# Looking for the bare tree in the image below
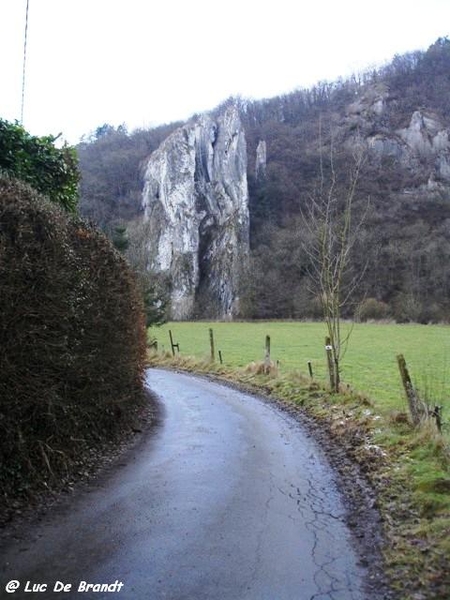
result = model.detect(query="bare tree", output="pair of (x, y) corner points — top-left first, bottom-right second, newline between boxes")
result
(303, 131), (366, 392)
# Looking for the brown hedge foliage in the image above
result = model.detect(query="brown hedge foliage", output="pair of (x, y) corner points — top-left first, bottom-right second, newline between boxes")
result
(0, 177), (147, 498)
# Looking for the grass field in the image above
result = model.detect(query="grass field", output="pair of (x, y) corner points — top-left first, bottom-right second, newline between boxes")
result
(152, 321), (450, 418)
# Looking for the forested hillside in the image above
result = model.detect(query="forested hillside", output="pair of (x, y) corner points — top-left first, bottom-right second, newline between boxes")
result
(77, 38), (450, 323)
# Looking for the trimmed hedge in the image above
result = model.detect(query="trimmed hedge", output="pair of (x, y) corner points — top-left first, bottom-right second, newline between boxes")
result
(0, 177), (147, 498)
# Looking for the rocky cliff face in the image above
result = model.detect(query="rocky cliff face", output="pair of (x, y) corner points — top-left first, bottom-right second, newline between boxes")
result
(141, 105), (249, 320)
(346, 84), (450, 188)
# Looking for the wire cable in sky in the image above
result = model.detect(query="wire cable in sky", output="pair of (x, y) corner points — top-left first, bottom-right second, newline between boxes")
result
(21, 0), (30, 124)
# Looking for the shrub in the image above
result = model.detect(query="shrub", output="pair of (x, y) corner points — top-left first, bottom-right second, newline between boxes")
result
(0, 119), (79, 212)
(0, 177), (146, 498)
(356, 297), (390, 321)
(391, 293), (422, 323)
(416, 302), (447, 324)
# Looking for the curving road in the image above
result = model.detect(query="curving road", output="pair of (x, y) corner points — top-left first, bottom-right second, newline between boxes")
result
(1, 369), (377, 599)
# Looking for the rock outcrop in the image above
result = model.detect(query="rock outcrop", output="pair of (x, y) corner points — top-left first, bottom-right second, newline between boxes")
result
(346, 86), (450, 186)
(255, 140), (267, 180)
(141, 104), (249, 320)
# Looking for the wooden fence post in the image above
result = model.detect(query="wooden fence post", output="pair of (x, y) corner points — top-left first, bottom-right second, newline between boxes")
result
(325, 337), (335, 391)
(397, 354), (423, 425)
(264, 335), (271, 372)
(308, 361), (314, 379)
(209, 328), (215, 362)
(169, 330), (179, 356)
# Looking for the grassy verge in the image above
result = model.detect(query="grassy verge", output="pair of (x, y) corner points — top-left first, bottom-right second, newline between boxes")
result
(147, 343), (450, 600)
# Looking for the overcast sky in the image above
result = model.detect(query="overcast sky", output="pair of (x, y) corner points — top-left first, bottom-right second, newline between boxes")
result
(1, 0), (449, 144)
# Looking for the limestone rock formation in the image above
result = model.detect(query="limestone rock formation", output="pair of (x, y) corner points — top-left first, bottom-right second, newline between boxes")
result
(347, 90), (450, 186)
(141, 105), (249, 320)
(255, 140), (267, 180)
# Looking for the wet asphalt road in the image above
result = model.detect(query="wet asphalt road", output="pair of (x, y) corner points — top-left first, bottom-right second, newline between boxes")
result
(1, 369), (370, 600)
